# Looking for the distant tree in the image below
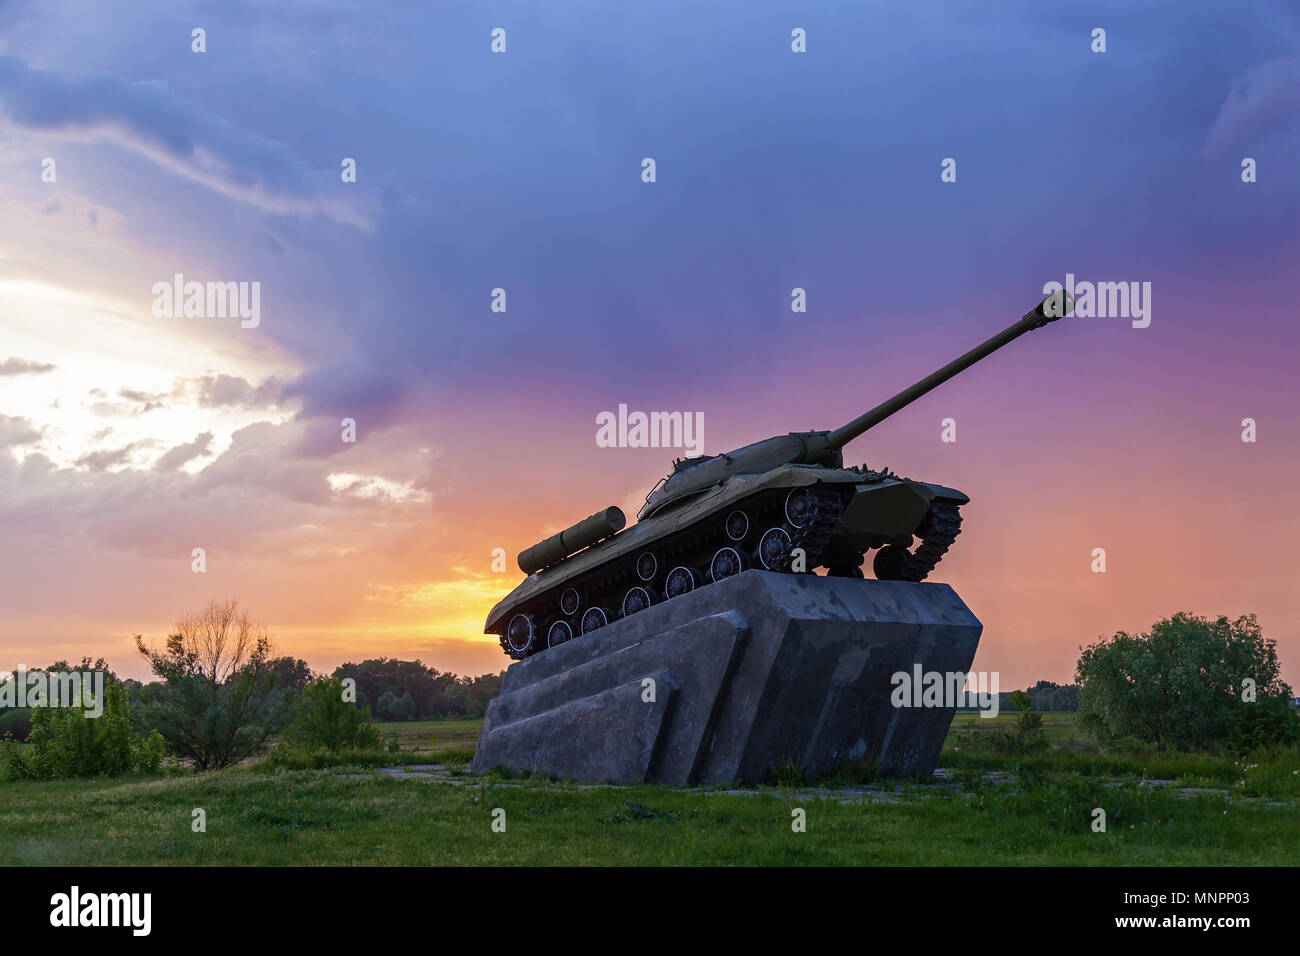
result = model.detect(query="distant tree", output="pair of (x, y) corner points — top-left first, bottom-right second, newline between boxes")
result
(332, 658), (461, 718)
(266, 656), (315, 691)
(1021, 680), (1080, 713)
(1076, 612), (1292, 751)
(284, 677), (380, 752)
(1052, 684), (1079, 712)
(376, 688), (416, 721)
(134, 599), (292, 770)
(376, 688), (399, 721)
(329, 660), (504, 718)
(460, 672), (505, 717)
(122, 678), (168, 706)
(42, 657), (120, 685)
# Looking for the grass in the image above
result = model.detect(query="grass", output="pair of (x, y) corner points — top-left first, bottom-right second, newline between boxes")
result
(950, 710), (1082, 742)
(373, 717), (482, 753)
(0, 714), (1295, 866)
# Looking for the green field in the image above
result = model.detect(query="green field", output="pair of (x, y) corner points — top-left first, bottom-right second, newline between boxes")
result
(950, 710), (1083, 741)
(2, 714), (1296, 866)
(375, 718), (482, 752)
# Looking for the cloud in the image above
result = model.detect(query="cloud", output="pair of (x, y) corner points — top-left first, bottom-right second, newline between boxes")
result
(173, 374), (284, 409)
(75, 441), (146, 472)
(327, 472), (431, 504)
(88, 388), (168, 416)
(154, 431), (214, 472)
(0, 54), (374, 228)
(0, 414), (41, 447)
(0, 414), (443, 564)
(0, 356), (55, 375)
(1203, 57), (1300, 157)
(111, 387), (168, 413)
(117, 387), (165, 404)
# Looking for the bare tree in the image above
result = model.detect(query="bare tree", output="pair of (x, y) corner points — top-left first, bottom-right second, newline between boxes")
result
(135, 599), (291, 770)
(167, 599), (269, 684)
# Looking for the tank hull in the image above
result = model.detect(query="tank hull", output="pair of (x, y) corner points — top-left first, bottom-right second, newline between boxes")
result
(485, 463), (968, 657)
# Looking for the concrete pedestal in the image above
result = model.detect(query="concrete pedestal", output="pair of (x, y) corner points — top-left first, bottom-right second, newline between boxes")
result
(471, 571), (982, 784)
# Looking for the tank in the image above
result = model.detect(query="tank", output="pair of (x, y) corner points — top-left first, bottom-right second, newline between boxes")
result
(487, 291), (1076, 658)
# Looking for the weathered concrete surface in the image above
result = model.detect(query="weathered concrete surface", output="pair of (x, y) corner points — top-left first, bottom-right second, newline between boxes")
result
(472, 571), (982, 784)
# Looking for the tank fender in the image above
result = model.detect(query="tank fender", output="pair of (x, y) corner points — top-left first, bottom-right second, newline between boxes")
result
(841, 481), (935, 539)
(914, 481), (970, 505)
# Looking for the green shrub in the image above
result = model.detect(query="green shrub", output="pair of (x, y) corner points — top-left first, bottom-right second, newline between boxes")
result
(7, 681), (163, 780)
(1227, 698), (1300, 756)
(767, 758), (805, 787)
(283, 677), (380, 753)
(1012, 690), (1042, 736)
(0, 708), (32, 742)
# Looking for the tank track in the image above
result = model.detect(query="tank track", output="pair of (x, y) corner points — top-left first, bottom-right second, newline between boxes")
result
(770, 485), (843, 573)
(496, 484), (848, 659)
(495, 489), (963, 658)
(896, 500), (962, 582)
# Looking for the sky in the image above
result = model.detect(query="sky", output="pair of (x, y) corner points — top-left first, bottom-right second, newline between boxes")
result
(0, 0), (1296, 687)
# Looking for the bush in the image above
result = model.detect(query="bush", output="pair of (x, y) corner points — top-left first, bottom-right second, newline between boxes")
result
(283, 678), (380, 753)
(134, 600), (293, 770)
(1076, 612), (1291, 751)
(1227, 698), (1300, 756)
(0, 708), (32, 742)
(7, 681), (164, 780)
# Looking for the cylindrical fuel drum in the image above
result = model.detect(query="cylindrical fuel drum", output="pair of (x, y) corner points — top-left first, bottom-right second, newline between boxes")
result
(517, 506), (626, 574)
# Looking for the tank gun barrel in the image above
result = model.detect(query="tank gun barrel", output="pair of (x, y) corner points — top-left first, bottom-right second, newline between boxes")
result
(825, 291), (1074, 451)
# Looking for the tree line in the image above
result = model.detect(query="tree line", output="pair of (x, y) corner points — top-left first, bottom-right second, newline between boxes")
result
(2, 599), (503, 777)
(956, 680), (1080, 713)
(2, 600), (1295, 779)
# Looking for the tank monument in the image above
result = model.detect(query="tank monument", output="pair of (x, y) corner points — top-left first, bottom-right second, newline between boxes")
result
(473, 291), (1077, 784)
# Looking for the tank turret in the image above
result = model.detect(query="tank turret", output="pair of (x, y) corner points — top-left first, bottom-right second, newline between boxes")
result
(639, 290), (1074, 519)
